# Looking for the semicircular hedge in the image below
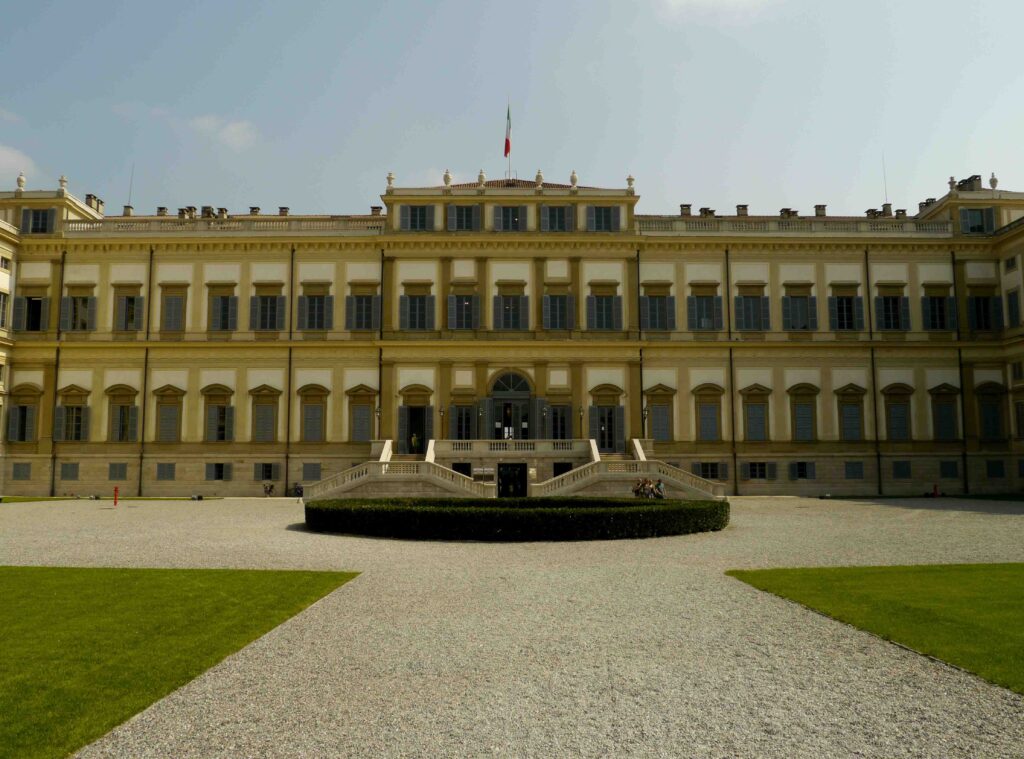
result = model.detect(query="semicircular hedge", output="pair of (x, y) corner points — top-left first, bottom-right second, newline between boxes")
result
(304, 497), (729, 542)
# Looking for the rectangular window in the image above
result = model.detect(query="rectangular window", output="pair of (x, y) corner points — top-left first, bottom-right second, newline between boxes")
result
(688, 294), (722, 331)
(255, 463), (279, 481)
(544, 294), (571, 330)
(301, 294), (332, 330)
(736, 295), (769, 331)
(156, 462), (176, 480)
(747, 462), (767, 480)
(839, 403), (862, 441)
(454, 206), (477, 231)
(109, 463), (128, 481)
(18, 296), (48, 332)
(544, 206), (568, 232)
(923, 296), (949, 330)
(960, 207), (994, 234)
(939, 460), (959, 479)
(162, 293), (186, 332)
(8, 404), (37, 442)
(1009, 291), (1021, 328)
(350, 295), (375, 330)
(454, 406), (474, 440)
(879, 296), (907, 330)
(60, 462), (79, 480)
(698, 462), (721, 480)
(302, 462), (322, 481)
(109, 404), (137, 442)
(210, 295), (236, 331)
(550, 405), (570, 440)
(451, 295), (477, 330)
(744, 403), (768, 441)
(1016, 401), (1024, 438)
(496, 295), (526, 330)
(892, 460), (911, 479)
(252, 404), (277, 442)
(0, 292), (8, 329)
(251, 295), (285, 331)
(206, 463), (232, 481)
(156, 404), (180, 442)
(115, 295), (143, 331)
(590, 295), (619, 330)
(589, 206), (618, 232)
(0, 256), (10, 270)
(206, 405), (234, 442)
(643, 296), (673, 331)
(1013, 363), (1023, 382)
(405, 295), (431, 330)
(933, 401), (958, 441)
(302, 403), (325, 442)
(887, 401), (910, 441)
(408, 205), (430, 231)
(497, 206), (525, 231)
(24, 209), (55, 234)
(1005, 256), (1018, 273)
(62, 296), (95, 331)
(783, 296), (815, 331)
(833, 296), (857, 331)
(979, 399), (1003, 440)
(59, 406), (87, 441)
(986, 460), (1005, 478)
(844, 461), (864, 480)
(12, 462), (31, 480)
(969, 296), (994, 331)
(697, 402), (719, 441)
(792, 401), (815, 441)
(790, 461), (815, 480)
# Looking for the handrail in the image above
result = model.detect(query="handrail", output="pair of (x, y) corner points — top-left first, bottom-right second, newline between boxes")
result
(425, 438), (436, 463)
(631, 438), (647, 461)
(588, 439), (601, 462)
(304, 457), (492, 499)
(531, 458), (726, 498)
(378, 439), (393, 463)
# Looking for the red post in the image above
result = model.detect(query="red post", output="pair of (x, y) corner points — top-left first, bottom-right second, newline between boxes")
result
(114, 486), (119, 507)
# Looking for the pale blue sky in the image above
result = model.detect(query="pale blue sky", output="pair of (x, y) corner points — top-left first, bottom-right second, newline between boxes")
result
(2, 0), (1022, 216)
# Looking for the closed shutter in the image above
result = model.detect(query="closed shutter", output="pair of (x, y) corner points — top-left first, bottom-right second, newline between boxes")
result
(157, 405), (178, 442)
(249, 297), (259, 330)
(396, 406), (409, 452)
(934, 402), (956, 440)
(399, 295), (410, 329)
(116, 296), (128, 331)
(665, 296), (677, 330)
(425, 206), (435, 231)
(900, 297), (910, 330)
(424, 405), (434, 442)
(447, 205), (456, 231)
(567, 295), (576, 329)
(59, 297), (72, 331)
(981, 401), (1002, 440)
(946, 297), (958, 330)
(854, 297), (865, 330)
(206, 405), (219, 441)
(614, 405), (625, 452)
(588, 406), (599, 441)
(493, 296), (502, 329)
(921, 297), (932, 330)
(400, 205), (410, 231)
(713, 296), (723, 329)
(840, 403), (861, 441)
(425, 295), (436, 329)
(446, 295), (456, 329)
(639, 296), (650, 330)
(566, 205), (575, 231)
(493, 206), (503, 232)
(127, 406), (139, 442)
(12, 296), (25, 331)
(53, 406), (66, 442)
(540, 205), (549, 232)
(351, 405), (371, 442)
(807, 297), (817, 330)
(699, 402), (718, 440)
(297, 296), (308, 330)
(745, 404), (767, 441)
(760, 296), (771, 330)
(586, 206), (596, 231)
(518, 206), (527, 231)
(80, 407), (90, 440)
(888, 402), (909, 440)
(542, 295), (551, 329)
(371, 295), (381, 330)
(611, 207), (621, 232)
(254, 404), (276, 442)
(793, 402), (814, 441)
(346, 296), (356, 330)
(828, 297), (838, 330)
(992, 297), (1004, 330)
(687, 296), (697, 330)
(324, 296), (335, 330)
(781, 296), (792, 330)
(86, 297), (97, 330)
(471, 204), (481, 231)
(164, 295), (183, 331)
(734, 296), (745, 330)
(7, 406), (20, 441)
(275, 296), (286, 330)
(650, 404), (670, 441)
(304, 404), (324, 443)
(470, 294), (480, 328)
(612, 296), (623, 330)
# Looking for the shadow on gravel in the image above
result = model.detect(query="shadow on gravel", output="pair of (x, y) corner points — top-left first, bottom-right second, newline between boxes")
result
(285, 522), (313, 532)
(835, 497), (1024, 516)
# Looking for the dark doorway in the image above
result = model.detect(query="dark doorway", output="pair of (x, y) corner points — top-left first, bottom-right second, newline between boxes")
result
(497, 463), (528, 497)
(597, 406), (616, 452)
(406, 406), (426, 454)
(496, 400), (529, 440)
(452, 462), (472, 478)
(553, 461), (573, 477)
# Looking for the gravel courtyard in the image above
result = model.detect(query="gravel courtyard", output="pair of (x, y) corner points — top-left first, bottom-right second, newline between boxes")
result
(2, 496), (1023, 758)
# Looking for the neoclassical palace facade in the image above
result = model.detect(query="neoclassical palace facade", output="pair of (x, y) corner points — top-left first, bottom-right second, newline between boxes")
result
(1, 169), (1023, 498)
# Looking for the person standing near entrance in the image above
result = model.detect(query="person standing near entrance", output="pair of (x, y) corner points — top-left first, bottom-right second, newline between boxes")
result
(410, 432), (419, 453)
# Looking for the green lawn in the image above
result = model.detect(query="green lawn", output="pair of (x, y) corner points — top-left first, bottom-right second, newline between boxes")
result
(0, 566), (357, 759)
(728, 563), (1024, 694)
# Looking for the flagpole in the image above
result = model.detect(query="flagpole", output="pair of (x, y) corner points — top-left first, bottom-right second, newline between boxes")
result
(506, 101), (511, 179)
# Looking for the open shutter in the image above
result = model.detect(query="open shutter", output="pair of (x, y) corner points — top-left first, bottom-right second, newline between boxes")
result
(781, 296), (792, 330)
(480, 398), (494, 439)
(518, 206), (528, 231)
(984, 207), (996, 233)
(275, 296), (286, 330)
(666, 296), (677, 330)
(946, 297), (957, 330)
(493, 206), (503, 232)
(992, 297), (1004, 330)
(540, 205), (549, 232)
(687, 297), (697, 330)
(566, 205), (576, 231)
(205, 463), (216, 481)
(789, 462), (798, 481)
(542, 295), (551, 329)
(766, 462), (778, 480)
(470, 295), (480, 329)
(493, 295), (502, 329)
(206, 406), (218, 441)
(959, 208), (970, 233)
(424, 405), (434, 442)
(734, 296), (745, 330)
(446, 205), (456, 231)
(399, 295), (410, 329)
(448, 405), (457, 439)
(425, 206), (435, 231)
(80, 407), (90, 440)
(20, 209), (31, 232)
(760, 296), (771, 330)
(297, 296), (308, 330)
(740, 462), (750, 480)
(519, 296), (529, 329)
(127, 406), (139, 442)
(900, 297), (910, 330)
(828, 297), (838, 330)
(116, 296), (128, 331)
(874, 297), (884, 330)
(614, 405), (625, 452)
(86, 297), (97, 331)
(611, 207), (621, 232)
(567, 295), (576, 329)
(371, 295), (381, 330)
(12, 297), (25, 331)
(612, 296), (623, 330)
(713, 296), (723, 329)
(249, 297), (259, 330)
(854, 297), (865, 330)
(639, 296), (650, 330)
(224, 406), (235, 441)
(59, 297), (72, 331)
(396, 406), (409, 452)
(806, 462), (815, 480)
(921, 297), (932, 330)
(345, 296), (356, 330)
(720, 462), (728, 480)
(400, 205), (410, 231)
(588, 406), (599, 441)
(46, 208), (57, 233)
(586, 206), (596, 231)
(424, 295), (436, 329)
(53, 407), (66, 442)
(7, 406), (20, 441)
(692, 462), (702, 476)
(471, 204), (481, 231)
(807, 297), (817, 330)
(446, 295), (456, 329)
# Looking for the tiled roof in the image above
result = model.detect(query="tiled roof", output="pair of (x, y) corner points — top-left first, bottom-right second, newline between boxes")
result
(417, 179), (599, 190)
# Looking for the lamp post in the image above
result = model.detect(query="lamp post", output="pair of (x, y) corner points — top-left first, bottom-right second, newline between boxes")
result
(578, 405), (585, 438)
(642, 406), (649, 439)
(375, 406), (381, 440)
(438, 407), (445, 440)
(478, 405), (484, 439)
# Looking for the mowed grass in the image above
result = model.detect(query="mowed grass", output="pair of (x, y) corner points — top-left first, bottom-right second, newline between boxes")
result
(0, 566), (357, 759)
(727, 563), (1024, 694)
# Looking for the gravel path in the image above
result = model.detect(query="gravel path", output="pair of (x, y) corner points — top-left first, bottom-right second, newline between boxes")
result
(2, 496), (1023, 758)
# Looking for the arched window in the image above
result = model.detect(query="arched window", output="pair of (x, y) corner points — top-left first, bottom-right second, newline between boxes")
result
(492, 372), (531, 395)
(692, 383), (724, 442)
(787, 384), (819, 442)
(739, 384), (771, 442)
(835, 384), (866, 441)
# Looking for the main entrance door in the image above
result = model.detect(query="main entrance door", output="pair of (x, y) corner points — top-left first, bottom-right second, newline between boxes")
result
(406, 406), (426, 454)
(497, 463), (528, 497)
(491, 372), (532, 440)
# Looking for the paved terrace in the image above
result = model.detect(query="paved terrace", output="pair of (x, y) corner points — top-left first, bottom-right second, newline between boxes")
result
(2, 496), (1022, 758)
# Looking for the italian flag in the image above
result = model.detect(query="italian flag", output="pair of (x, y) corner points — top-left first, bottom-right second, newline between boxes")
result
(504, 106), (511, 158)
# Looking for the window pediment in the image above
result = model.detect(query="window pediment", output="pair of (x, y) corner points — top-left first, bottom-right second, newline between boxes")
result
(928, 383), (960, 396)
(881, 383), (914, 396)
(975, 381), (1007, 395)
(104, 384), (139, 397)
(834, 383), (866, 397)
(297, 383), (330, 398)
(345, 384), (378, 399)
(153, 384), (186, 398)
(248, 384), (282, 398)
(787, 383), (820, 396)
(691, 383), (724, 396)
(739, 383), (772, 397)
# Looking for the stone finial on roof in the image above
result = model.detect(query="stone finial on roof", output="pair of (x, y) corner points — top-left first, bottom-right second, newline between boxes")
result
(990, 172), (999, 189)
(16, 172), (25, 190)
(948, 176), (956, 191)
(443, 168), (452, 187)
(477, 169), (486, 187)
(386, 172), (394, 189)
(626, 174), (634, 190)
(535, 169), (543, 189)
(59, 175), (68, 190)
(570, 169), (578, 188)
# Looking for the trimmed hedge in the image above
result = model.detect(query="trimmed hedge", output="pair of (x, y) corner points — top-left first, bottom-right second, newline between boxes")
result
(304, 497), (729, 541)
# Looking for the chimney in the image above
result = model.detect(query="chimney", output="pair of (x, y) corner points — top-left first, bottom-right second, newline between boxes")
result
(278, 206), (289, 216)
(122, 205), (133, 217)
(895, 209), (907, 219)
(815, 204), (827, 217)
(736, 204), (748, 217)
(85, 193), (96, 209)
(926, 197), (936, 205)
(201, 205), (215, 218)
(680, 204), (691, 217)
(780, 208), (791, 217)
(186, 206), (197, 219)
(178, 208), (187, 219)
(699, 207), (715, 217)
(249, 206), (260, 215)
(370, 205), (382, 216)
(881, 203), (893, 217)
(157, 206), (168, 216)
(218, 207), (228, 219)
(96, 198), (104, 214)
(865, 208), (878, 218)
